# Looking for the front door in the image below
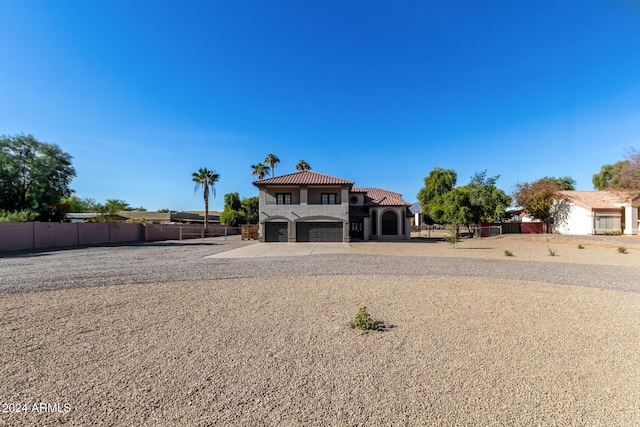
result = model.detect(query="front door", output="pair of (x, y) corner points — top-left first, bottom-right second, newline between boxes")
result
(350, 219), (364, 239)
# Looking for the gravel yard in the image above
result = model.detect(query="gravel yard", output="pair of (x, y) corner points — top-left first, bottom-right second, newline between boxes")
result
(1, 235), (639, 425)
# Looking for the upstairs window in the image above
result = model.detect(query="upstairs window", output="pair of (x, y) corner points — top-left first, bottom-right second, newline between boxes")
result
(276, 193), (292, 205)
(321, 193), (337, 204)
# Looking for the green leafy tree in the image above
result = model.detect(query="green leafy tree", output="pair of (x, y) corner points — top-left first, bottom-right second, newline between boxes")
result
(295, 159), (311, 171)
(157, 208), (171, 213)
(592, 149), (640, 190)
(416, 167), (457, 224)
(59, 195), (89, 212)
(0, 209), (38, 222)
(251, 163), (271, 180)
(433, 187), (473, 248)
(0, 134), (76, 221)
(592, 161), (629, 190)
(514, 176), (573, 233)
(264, 153), (280, 177)
(220, 192), (246, 226)
(540, 176), (576, 191)
(104, 199), (131, 212)
(432, 186), (473, 226)
(223, 192), (242, 211)
(220, 209), (247, 227)
(241, 196), (259, 224)
(466, 170), (512, 235)
(192, 168), (220, 229)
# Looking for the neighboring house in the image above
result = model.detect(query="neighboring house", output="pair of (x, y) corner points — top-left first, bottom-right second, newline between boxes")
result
(554, 190), (640, 235)
(116, 211), (172, 224)
(253, 170), (411, 242)
(65, 213), (101, 223)
(409, 202), (422, 226)
(64, 211), (222, 225)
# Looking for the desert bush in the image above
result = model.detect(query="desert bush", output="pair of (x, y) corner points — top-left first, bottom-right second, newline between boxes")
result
(504, 250), (514, 257)
(547, 246), (556, 256)
(444, 223), (462, 248)
(354, 307), (378, 331)
(617, 246), (628, 254)
(577, 244), (585, 249)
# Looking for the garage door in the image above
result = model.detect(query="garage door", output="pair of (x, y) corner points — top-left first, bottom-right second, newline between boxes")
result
(296, 222), (343, 242)
(265, 222), (288, 242)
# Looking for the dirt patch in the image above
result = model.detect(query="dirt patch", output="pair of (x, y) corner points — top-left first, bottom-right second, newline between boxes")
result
(1, 276), (639, 426)
(353, 234), (640, 267)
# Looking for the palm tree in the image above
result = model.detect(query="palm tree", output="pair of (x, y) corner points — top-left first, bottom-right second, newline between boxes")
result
(264, 153), (280, 177)
(192, 167), (219, 229)
(251, 163), (271, 180)
(295, 159), (311, 171)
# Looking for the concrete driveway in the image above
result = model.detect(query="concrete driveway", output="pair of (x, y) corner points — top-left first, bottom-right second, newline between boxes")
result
(206, 242), (351, 258)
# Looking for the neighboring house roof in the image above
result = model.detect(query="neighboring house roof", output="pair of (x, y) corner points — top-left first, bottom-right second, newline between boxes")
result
(65, 213), (101, 220)
(408, 202), (422, 215)
(117, 211), (171, 221)
(172, 211), (221, 223)
(359, 188), (411, 207)
(253, 170), (355, 186)
(558, 191), (635, 211)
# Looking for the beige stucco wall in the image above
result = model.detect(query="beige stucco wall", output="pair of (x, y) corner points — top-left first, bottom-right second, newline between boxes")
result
(258, 185), (351, 242)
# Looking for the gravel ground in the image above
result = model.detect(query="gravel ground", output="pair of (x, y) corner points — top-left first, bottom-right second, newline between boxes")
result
(1, 235), (639, 293)
(1, 235), (639, 426)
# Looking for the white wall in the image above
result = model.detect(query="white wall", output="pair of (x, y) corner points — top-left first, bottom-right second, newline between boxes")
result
(554, 203), (593, 235)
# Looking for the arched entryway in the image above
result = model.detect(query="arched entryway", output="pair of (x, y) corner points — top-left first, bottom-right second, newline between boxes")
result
(382, 211), (398, 235)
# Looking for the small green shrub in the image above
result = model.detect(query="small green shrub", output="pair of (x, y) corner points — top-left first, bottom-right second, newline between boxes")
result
(0, 209), (38, 222)
(577, 244), (585, 249)
(617, 246), (628, 254)
(547, 246), (556, 256)
(603, 231), (622, 236)
(444, 224), (462, 248)
(354, 306), (378, 331)
(504, 250), (514, 257)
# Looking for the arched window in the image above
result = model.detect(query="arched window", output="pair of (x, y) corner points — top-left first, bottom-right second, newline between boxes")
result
(371, 210), (377, 235)
(382, 211), (398, 235)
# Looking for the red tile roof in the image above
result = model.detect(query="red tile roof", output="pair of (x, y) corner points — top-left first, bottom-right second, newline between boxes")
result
(359, 188), (411, 207)
(253, 170), (354, 186)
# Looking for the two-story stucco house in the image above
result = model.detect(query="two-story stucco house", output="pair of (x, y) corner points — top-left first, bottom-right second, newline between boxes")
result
(253, 170), (411, 242)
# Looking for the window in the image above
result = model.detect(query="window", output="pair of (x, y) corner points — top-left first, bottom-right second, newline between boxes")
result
(596, 215), (621, 231)
(276, 193), (292, 205)
(321, 193), (337, 204)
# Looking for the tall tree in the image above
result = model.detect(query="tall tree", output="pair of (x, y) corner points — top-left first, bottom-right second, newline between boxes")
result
(192, 168), (219, 229)
(0, 134), (76, 221)
(592, 149), (640, 191)
(295, 159), (311, 171)
(592, 161), (629, 190)
(466, 170), (512, 235)
(264, 153), (280, 177)
(241, 196), (259, 224)
(220, 192), (246, 226)
(59, 195), (91, 213)
(251, 163), (271, 180)
(620, 148), (640, 190)
(514, 176), (573, 233)
(416, 167), (457, 224)
(429, 186), (473, 226)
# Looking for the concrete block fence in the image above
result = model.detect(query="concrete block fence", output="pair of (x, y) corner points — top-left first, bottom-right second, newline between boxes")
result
(0, 222), (244, 252)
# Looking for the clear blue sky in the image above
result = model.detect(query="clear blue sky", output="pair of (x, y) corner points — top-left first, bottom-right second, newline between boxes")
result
(2, 1), (640, 212)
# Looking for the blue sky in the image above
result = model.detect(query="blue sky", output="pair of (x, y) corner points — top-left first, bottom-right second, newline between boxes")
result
(2, 1), (640, 212)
